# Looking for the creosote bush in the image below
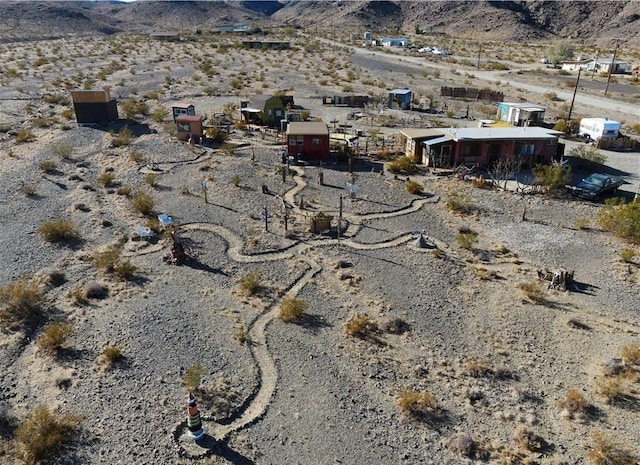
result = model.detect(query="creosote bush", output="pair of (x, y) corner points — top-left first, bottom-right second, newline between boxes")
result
(37, 219), (79, 243)
(15, 406), (81, 464)
(50, 141), (73, 159)
(38, 160), (57, 174)
(0, 278), (46, 330)
(131, 190), (155, 216)
(588, 431), (637, 465)
(144, 172), (159, 188)
(96, 171), (116, 187)
(598, 199), (640, 244)
(621, 342), (640, 366)
(387, 156), (417, 174)
(278, 297), (307, 323)
(445, 189), (474, 214)
(532, 163), (571, 194)
(100, 345), (124, 368)
(456, 229), (478, 250)
(183, 364), (204, 391)
(110, 126), (134, 147)
(396, 390), (439, 419)
(569, 145), (607, 165)
(239, 272), (262, 296)
(15, 128), (35, 144)
(557, 388), (589, 419)
(344, 313), (377, 338)
(518, 280), (546, 303)
(405, 179), (424, 195)
(36, 323), (73, 354)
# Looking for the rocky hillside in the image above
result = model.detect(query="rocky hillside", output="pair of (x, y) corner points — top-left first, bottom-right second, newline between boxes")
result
(0, 0), (638, 43)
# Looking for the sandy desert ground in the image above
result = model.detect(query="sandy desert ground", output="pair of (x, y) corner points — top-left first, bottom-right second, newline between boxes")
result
(1, 31), (640, 465)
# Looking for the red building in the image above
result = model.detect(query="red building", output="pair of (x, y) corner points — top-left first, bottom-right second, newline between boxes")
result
(287, 122), (330, 162)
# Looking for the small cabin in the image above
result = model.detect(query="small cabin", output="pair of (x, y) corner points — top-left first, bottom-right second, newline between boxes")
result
(388, 88), (412, 110)
(176, 115), (203, 142)
(70, 89), (118, 125)
(172, 103), (195, 122)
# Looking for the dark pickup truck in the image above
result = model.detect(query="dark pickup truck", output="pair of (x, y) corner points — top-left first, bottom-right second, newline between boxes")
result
(569, 173), (624, 200)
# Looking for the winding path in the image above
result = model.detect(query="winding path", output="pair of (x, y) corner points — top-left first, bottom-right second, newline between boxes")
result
(153, 157), (447, 454)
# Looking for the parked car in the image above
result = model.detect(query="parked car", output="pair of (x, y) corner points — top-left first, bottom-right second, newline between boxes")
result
(570, 173), (624, 200)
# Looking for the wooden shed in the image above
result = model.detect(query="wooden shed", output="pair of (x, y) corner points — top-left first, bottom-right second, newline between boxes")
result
(176, 115), (203, 142)
(70, 89), (118, 125)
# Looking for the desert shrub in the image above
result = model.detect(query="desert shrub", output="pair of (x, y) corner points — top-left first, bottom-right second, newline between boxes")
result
(445, 189), (474, 214)
(518, 280), (546, 303)
(446, 432), (475, 458)
(60, 108), (75, 120)
(15, 128), (35, 144)
(278, 297), (307, 323)
(464, 357), (491, 377)
(553, 119), (568, 133)
(456, 229), (478, 250)
(47, 270), (66, 287)
(532, 163), (571, 194)
(129, 151), (144, 163)
(557, 388), (589, 419)
(344, 313), (377, 338)
(50, 141), (73, 159)
(38, 160), (57, 174)
(116, 186), (132, 196)
(588, 431), (637, 465)
(110, 126), (133, 147)
(387, 156), (417, 174)
(233, 325), (248, 344)
(36, 322), (73, 354)
(396, 390), (439, 418)
(120, 99), (149, 119)
(231, 174), (241, 187)
(621, 342), (640, 366)
(151, 107), (169, 123)
(514, 425), (547, 452)
(70, 288), (88, 306)
(19, 183), (38, 197)
(405, 180), (424, 195)
(619, 248), (636, 263)
(84, 282), (108, 300)
(596, 376), (625, 403)
(569, 145), (607, 165)
(96, 171), (115, 187)
(100, 345), (123, 368)
(598, 200), (640, 243)
(113, 260), (137, 281)
(183, 364), (204, 391)
(15, 406), (81, 464)
(131, 190), (155, 216)
(239, 272), (262, 296)
(37, 219), (79, 243)
(574, 217), (591, 230)
(0, 278), (46, 330)
(93, 245), (122, 272)
(144, 173), (159, 188)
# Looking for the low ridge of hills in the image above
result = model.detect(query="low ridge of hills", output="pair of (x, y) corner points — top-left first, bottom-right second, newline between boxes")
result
(0, 1), (638, 44)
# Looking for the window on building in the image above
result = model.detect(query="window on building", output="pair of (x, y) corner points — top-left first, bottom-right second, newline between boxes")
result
(289, 135), (303, 146)
(177, 123), (191, 132)
(515, 142), (535, 156)
(312, 137), (320, 145)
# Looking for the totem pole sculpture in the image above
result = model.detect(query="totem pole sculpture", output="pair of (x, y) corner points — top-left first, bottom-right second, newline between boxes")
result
(186, 392), (205, 440)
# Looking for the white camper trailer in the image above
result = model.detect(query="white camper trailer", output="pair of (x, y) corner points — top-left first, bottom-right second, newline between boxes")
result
(579, 118), (620, 142)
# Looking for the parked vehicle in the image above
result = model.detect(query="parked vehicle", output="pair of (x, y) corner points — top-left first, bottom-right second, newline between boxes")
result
(570, 173), (623, 200)
(578, 117), (621, 142)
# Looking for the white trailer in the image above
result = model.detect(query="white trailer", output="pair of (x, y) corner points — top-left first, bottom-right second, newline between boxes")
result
(579, 117), (620, 142)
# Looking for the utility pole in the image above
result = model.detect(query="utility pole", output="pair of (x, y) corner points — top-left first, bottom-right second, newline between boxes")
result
(591, 49), (599, 80)
(567, 67), (582, 127)
(338, 195), (343, 243)
(604, 39), (620, 96)
(476, 42), (482, 69)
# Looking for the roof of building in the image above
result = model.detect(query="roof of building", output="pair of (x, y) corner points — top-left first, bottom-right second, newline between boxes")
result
(389, 88), (412, 95)
(288, 122), (329, 135)
(399, 128), (443, 139)
(172, 102), (194, 109)
(590, 57), (628, 65)
(248, 95), (281, 109)
(500, 102), (546, 111)
(176, 115), (203, 123)
(422, 127), (562, 143)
